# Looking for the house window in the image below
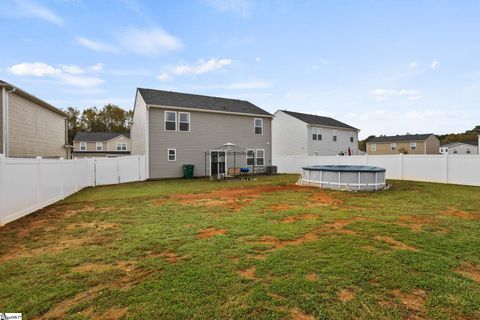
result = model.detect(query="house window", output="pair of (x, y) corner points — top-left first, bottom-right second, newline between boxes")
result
(168, 148), (176, 161)
(179, 112), (190, 132)
(350, 136), (354, 143)
(254, 118), (263, 135)
(314, 151), (319, 156)
(80, 142), (86, 151)
(246, 149), (255, 165)
(411, 142), (417, 151)
(96, 142), (103, 151)
(453, 149), (457, 154)
(165, 111), (177, 131)
(371, 144), (376, 152)
(116, 142), (127, 151)
(333, 130), (337, 142)
(312, 128), (322, 141)
(391, 143), (396, 151)
(256, 149), (265, 165)
(466, 148), (471, 154)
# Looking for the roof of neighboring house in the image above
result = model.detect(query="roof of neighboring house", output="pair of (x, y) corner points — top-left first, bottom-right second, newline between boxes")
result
(0, 80), (66, 117)
(280, 110), (359, 131)
(368, 133), (435, 143)
(73, 132), (130, 142)
(441, 141), (478, 148)
(137, 88), (272, 116)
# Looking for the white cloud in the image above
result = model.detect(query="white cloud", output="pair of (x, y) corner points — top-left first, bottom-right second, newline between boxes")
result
(370, 88), (422, 102)
(158, 72), (172, 82)
(75, 36), (119, 53)
(117, 27), (182, 56)
(11, 0), (64, 25)
(174, 58), (232, 75)
(8, 62), (104, 88)
(255, 57), (261, 62)
(8, 62), (61, 77)
(409, 62), (418, 68)
(430, 60), (439, 69)
(87, 63), (105, 72)
(203, 0), (251, 16)
(312, 65), (319, 70)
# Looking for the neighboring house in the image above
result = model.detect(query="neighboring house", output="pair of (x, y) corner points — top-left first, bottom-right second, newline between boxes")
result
(0, 80), (69, 158)
(131, 88), (272, 179)
(72, 132), (131, 158)
(439, 142), (478, 155)
(366, 134), (440, 155)
(272, 110), (359, 157)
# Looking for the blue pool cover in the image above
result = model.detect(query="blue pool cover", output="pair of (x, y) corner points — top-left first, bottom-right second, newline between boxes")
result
(302, 165), (386, 173)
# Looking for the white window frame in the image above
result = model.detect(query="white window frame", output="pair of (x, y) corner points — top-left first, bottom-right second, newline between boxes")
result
(466, 148), (471, 154)
(116, 142), (127, 151)
(168, 148), (176, 161)
(350, 134), (354, 143)
(371, 144), (376, 152)
(332, 130), (337, 142)
(165, 111), (177, 131)
(178, 112), (191, 132)
(391, 143), (397, 151)
(410, 142), (417, 151)
(96, 142), (103, 151)
(246, 149), (255, 166)
(79, 142), (86, 151)
(254, 118), (263, 135)
(256, 149), (265, 166)
(312, 127), (322, 141)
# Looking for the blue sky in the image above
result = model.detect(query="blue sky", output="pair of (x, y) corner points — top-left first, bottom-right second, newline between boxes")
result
(1, 0), (480, 138)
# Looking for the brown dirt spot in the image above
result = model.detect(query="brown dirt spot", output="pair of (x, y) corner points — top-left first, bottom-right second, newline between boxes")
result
(279, 213), (318, 223)
(269, 203), (292, 211)
(392, 288), (427, 312)
(290, 308), (315, 320)
(305, 273), (317, 282)
(159, 251), (181, 263)
(197, 228), (227, 239)
(374, 236), (417, 251)
(443, 208), (479, 220)
(318, 217), (367, 236)
(397, 215), (449, 232)
(245, 231), (318, 252)
(238, 266), (256, 279)
(338, 288), (355, 302)
(66, 220), (120, 231)
(72, 263), (113, 273)
(310, 191), (343, 207)
(456, 261), (480, 282)
(101, 307), (128, 320)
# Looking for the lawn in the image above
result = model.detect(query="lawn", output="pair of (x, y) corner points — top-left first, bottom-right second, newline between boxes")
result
(1, 175), (480, 320)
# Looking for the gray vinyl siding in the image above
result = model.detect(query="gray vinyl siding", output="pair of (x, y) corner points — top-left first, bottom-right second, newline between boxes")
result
(148, 107), (272, 179)
(306, 126), (359, 156)
(131, 93), (147, 156)
(8, 92), (66, 158)
(0, 89), (3, 154)
(272, 110), (307, 157)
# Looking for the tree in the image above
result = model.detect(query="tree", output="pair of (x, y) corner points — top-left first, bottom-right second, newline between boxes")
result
(358, 135), (375, 152)
(64, 106), (83, 144)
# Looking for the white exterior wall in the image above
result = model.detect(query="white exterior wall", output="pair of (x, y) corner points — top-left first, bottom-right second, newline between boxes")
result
(272, 110), (307, 156)
(306, 126), (358, 156)
(440, 143), (478, 155)
(131, 92), (148, 156)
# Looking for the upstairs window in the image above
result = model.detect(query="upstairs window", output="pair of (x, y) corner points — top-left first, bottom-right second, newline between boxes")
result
(179, 112), (190, 132)
(312, 128), (322, 141)
(333, 135), (337, 142)
(246, 149), (255, 165)
(333, 130), (337, 142)
(165, 111), (177, 131)
(350, 136), (354, 143)
(453, 149), (458, 154)
(80, 142), (86, 151)
(168, 148), (176, 161)
(256, 149), (265, 165)
(371, 144), (376, 152)
(411, 142), (417, 151)
(466, 148), (471, 154)
(391, 143), (397, 151)
(254, 118), (263, 135)
(116, 142), (127, 151)
(96, 142), (103, 151)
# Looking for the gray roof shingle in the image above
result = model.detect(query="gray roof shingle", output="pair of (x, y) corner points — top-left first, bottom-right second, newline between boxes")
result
(138, 88), (272, 116)
(282, 110), (358, 130)
(73, 132), (130, 142)
(369, 134), (434, 143)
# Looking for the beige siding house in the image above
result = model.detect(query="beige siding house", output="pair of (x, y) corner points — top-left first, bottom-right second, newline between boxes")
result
(131, 88), (272, 179)
(73, 132), (131, 158)
(366, 134), (440, 155)
(0, 80), (68, 158)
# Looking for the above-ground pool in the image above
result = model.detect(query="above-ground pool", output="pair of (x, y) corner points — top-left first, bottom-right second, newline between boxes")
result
(298, 165), (387, 191)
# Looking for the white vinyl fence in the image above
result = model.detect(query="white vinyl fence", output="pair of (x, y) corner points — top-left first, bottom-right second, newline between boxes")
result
(0, 155), (146, 225)
(274, 154), (480, 187)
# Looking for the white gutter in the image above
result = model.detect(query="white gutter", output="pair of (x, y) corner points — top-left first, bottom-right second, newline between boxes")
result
(2, 87), (16, 157)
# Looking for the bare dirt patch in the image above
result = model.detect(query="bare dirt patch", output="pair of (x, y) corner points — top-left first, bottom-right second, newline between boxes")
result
(392, 288), (427, 312)
(66, 220), (120, 231)
(455, 261), (480, 282)
(290, 308), (315, 320)
(443, 208), (479, 220)
(158, 251), (182, 263)
(338, 288), (356, 302)
(279, 213), (318, 224)
(238, 266), (256, 279)
(310, 191), (343, 207)
(101, 307), (128, 320)
(197, 228), (227, 239)
(374, 236), (417, 251)
(305, 273), (317, 282)
(397, 215), (449, 233)
(72, 263), (113, 273)
(269, 203), (292, 211)
(245, 231), (318, 252)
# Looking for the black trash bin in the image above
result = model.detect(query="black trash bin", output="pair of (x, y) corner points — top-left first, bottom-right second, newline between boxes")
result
(183, 164), (195, 179)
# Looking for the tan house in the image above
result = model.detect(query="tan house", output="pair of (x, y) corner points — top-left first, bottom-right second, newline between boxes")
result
(0, 80), (69, 158)
(366, 134), (440, 155)
(73, 132), (131, 158)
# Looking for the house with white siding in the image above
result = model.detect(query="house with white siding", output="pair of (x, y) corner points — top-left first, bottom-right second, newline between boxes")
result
(272, 110), (359, 157)
(439, 141), (478, 155)
(0, 80), (68, 158)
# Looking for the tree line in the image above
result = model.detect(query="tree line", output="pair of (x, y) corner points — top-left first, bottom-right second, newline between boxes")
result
(63, 105), (133, 144)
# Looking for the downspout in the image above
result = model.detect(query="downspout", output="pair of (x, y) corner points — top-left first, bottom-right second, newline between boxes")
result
(3, 86), (16, 157)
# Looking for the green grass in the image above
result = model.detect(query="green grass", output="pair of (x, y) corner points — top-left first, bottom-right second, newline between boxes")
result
(1, 175), (480, 319)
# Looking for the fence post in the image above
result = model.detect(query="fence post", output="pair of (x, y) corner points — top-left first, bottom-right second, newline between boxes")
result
(443, 154), (448, 184)
(399, 153), (404, 180)
(365, 154), (368, 165)
(36, 156), (42, 205)
(60, 157), (64, 199)
(0, 155), (5, 219)
(117, 157), (121, 184)
(138, 155), (141, 180)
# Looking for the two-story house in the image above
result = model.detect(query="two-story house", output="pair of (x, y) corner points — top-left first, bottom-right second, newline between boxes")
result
(439, 141), (478, 155)
(272, 110), (359, 158)
(1, 80), (68, 158)
(131, 88), (272, 179)
(366, 134), (440, 155)
(72, 132), (131, 158)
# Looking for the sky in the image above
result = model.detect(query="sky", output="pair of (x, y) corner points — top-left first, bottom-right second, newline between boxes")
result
(1, 0), (480, 139)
